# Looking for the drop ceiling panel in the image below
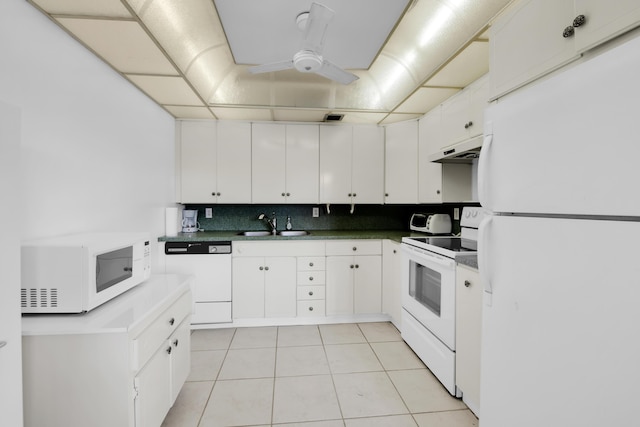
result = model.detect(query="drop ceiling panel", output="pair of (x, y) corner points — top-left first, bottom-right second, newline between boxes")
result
(30, 0), (132, 18)
(425, 41), (490, 88)
(214, 0), (410, 69)
(395, 87), (461, 114)
(56, 18), (178, 75)
(380, 113), (422, 125)
(339, 111), (388, 124)
(273, 109), (327, 122)
(210, 108), (273, 121)
(164, 106), (216, 119)
(126, 75), (203, 105)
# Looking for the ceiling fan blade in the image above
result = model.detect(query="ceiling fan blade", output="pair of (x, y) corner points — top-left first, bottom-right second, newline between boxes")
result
(302, 2), (334, 54)
(315, 60), (359, 85)
(247, 60), (295, 74)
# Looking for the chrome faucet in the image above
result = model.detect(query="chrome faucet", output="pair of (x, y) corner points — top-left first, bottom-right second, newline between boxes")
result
(258, 212), (277, 235)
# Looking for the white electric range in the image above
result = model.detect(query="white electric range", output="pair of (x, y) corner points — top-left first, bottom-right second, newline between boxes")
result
(400, 206), (487, 396)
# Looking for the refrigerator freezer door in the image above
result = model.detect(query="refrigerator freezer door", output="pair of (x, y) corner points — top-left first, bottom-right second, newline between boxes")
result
(479, 215), (640, 427)
(480, 34), (640, 217)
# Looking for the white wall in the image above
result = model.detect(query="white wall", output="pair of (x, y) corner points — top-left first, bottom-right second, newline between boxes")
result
(0, 0), (176, 256)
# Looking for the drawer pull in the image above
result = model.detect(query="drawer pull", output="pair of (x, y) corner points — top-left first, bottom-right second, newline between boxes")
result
(309, 262), (314, 267)
(309, 276), (314, 281)
(352, 246), (357, 251)
(308, 306), (314, 311)
(173, 339), (179, 347)
(169, 317), (175, 326)
(166, 346), (172, 355)
(309, 291), (314, 296)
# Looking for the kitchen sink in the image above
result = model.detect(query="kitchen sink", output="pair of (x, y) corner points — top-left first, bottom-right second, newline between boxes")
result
(237, 231), (272, 237)
(277, 230), (309, 236)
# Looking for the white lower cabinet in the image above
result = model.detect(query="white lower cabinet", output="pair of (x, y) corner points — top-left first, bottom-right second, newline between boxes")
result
(21, 275), (192, 427)
(382, 240), (402, 328)
(455, 264), (483, 416)
(232, 241), (325, 319)
(296, 256), (326, 316)
(325, 240), (382, 316)
(232, 256), (296, 318)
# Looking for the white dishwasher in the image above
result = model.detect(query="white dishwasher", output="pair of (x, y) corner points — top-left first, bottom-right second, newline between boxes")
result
(165, 241), (232, 324)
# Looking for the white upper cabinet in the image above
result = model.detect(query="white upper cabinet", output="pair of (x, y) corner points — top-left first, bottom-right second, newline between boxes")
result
(573, 0), (640, 53)
(490, 0), (640, 100)
(179, 120), (251, 203)
(320, 125), (384, 204)
(440, 75), (488, 149)
(384, 120), (418, 204)
(252, 123), (319, 204)
(217, 122), (252, 203)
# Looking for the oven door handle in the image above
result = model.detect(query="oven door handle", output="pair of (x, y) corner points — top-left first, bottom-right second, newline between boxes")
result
(403, 245), (455, 268)
(478, 214), (493, 306)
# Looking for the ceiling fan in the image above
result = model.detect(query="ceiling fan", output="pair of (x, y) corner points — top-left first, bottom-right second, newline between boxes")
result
(247, 2), (359, 85)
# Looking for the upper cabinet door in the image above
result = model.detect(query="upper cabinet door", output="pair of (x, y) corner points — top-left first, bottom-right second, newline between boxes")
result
(384, 121), (418, 204)
(320, 126), (353, 204)
(252, 123), (286, 204)
(418, 110), (443, 204)
(489, 0), (578, 100)
(179, 121), (217, 204)
(352, 126), (384, 204)
(285, 124), (319, 204)
(217, 122), (251, 203)
(573, 0), (640, 53)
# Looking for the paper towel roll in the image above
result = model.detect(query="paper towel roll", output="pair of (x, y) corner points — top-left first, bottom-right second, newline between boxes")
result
(165, 207), (179, 236)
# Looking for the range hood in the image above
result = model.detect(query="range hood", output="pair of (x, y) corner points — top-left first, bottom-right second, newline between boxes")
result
(428, 135), (483, 163)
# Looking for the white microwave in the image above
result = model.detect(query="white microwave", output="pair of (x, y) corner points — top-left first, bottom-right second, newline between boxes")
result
(21, 232), (151, 314)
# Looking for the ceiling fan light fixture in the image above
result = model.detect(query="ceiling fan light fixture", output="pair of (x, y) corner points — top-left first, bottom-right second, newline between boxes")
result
(293, 50), (322, 72)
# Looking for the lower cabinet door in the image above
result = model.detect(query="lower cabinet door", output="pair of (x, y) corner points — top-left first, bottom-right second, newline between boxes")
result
(134, 344), (171, 427)
(170, 319), (191, 404)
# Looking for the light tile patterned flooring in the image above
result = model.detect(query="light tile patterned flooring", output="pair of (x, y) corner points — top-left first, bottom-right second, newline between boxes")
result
(162, 322), (478, 427)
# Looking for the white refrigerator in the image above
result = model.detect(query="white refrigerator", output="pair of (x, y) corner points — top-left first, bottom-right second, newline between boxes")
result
(478, 34), (640, 427)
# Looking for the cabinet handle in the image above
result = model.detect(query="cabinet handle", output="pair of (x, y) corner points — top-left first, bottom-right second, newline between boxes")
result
(308, 306), (314, 311)
(286, 192), (291, 196)
(352, 246), (357, 251)
(282, 192), (286, 197)
(436, 190), (441, 194)
(173, 339), (179, 347)
(355, 264), (359, 269)
(309, 276), (314, 281)
(464, 121), (473, 129)
(309, 262), (314, 267)
(169, 317), (175, 326)
(166, 346), (172, 354)
(350, 264), (354, 269)
(464, 280), (471, 288)
(393, 250), (397, 254)
(265, 266), (269, 271)
(259, 266), (264, 271)
(573, 14), (586, 28)
(562, 25), (575, 38)
(385, 193), (389, 197)
(309, 291), (314, 296)
(352, 193), (357, 197)
(348, 193), (352, 197)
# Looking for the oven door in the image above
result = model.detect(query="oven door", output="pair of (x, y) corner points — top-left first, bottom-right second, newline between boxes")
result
(401, 243), (457, 350)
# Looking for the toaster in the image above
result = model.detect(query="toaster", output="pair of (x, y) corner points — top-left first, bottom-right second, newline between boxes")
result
(410, 213), (452, 234)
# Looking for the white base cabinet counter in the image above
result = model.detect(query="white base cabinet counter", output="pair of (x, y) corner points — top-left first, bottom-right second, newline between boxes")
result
(455, 264), (482, 417)
(232, 241), (325, 320)
(21, 274), (192, 427)
(325, 240), (382, 316)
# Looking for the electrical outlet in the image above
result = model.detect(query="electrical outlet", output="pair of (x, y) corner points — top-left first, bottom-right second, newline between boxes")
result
(453, 208), (460, 221)
(205, 207), (213, 218)
(312, 207), (320, 218)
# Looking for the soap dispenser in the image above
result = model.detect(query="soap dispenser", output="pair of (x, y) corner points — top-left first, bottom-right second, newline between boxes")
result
(286, 216), (292, 230)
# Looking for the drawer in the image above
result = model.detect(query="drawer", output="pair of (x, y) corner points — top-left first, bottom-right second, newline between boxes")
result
(297, 271), (325, 285)
(297, 285), (325, 300)
(297, 256), (325, 271)
(132, 291), (191, 371)
(192, 302), (232, 324)
(325, 240), (382, 256)
(297, 300), (325, 317)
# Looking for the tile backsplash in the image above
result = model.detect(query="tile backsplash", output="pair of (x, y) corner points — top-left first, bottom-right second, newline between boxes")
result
(184, 204), (474, 234)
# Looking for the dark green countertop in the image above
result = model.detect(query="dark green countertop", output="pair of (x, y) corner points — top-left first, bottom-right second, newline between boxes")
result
(158, 230), (423, 244)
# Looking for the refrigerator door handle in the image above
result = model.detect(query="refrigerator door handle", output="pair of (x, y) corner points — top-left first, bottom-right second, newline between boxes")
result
(478, 214), (493, 306)
(478, 128), (493, 208)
